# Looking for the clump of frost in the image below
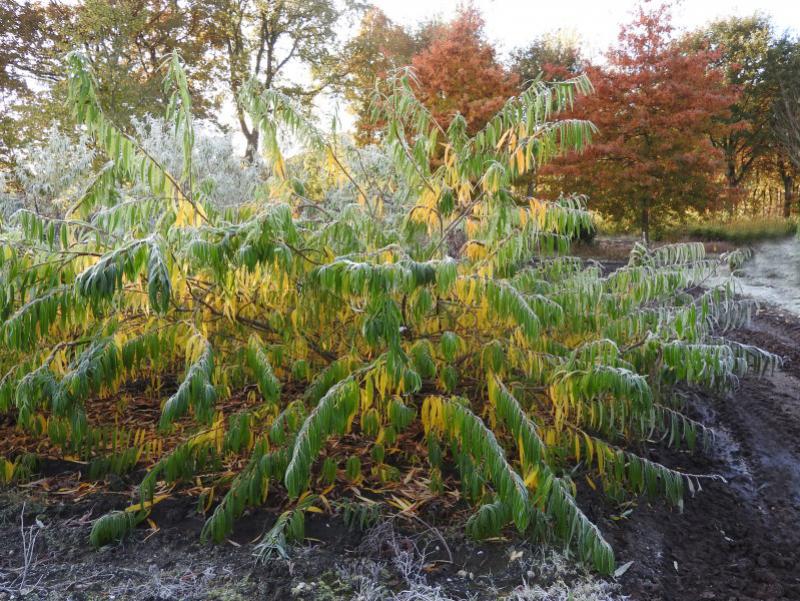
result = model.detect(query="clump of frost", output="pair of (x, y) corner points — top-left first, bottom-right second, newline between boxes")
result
(131, 115), (267, 207)
(508, 552), (628, 601)
(4, 117), (266, 219)
(330, 520), (626, 601)
(11, 124), (96, 217)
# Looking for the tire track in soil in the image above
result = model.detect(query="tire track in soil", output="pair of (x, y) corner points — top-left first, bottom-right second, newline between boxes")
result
(611, 308), (800, 601)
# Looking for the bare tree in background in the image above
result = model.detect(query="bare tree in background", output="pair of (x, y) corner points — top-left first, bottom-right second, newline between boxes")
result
(775, 86), (800, 169)
(770, 37), (800, 215)
(207, 0), (356, 162)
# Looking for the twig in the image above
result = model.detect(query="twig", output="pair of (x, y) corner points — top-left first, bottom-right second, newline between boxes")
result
(0, 504), (45, 596)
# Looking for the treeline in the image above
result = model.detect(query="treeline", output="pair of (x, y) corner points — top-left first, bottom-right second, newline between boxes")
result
(1, 0), (799, 237)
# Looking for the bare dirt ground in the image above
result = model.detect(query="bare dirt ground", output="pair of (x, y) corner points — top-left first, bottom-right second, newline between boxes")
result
(602, 306), (800, 601)
(2, 304), (800, 600)
(0, 486), (623, 600)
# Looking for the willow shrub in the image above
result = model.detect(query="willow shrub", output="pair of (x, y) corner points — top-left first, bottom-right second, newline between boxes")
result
(0, 53), (779, 573)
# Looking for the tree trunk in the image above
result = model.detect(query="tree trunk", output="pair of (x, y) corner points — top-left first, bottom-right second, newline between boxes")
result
(725, 157), (739, 189)
(236, 106), (261, 164)
(783, 174), (795, 218)
(778, 158), (796, 218)
(244, 128), (260, 164)
(640, 200), (650, 243)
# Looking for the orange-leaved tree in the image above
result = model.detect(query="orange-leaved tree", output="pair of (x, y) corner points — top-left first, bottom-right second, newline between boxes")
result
(542, 2), (736, 240)
(409, 7), (518, 134)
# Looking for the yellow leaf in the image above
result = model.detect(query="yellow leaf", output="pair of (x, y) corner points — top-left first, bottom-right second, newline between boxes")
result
(377, 368), (388, 399)
(126, 493), (169, 512)
(584, 432), (594, 464)
(524, 467), (539, 489)
(387, 495), (415, 513)
(204, 488), (215, 512)
(514, 147), (525, 173)
(1, 458), (14, 483)
(362, 377), (374, 410)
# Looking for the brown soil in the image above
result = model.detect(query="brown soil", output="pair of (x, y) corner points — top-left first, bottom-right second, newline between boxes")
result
(609, 306), (800, 601)
(2, 306), (800, 600)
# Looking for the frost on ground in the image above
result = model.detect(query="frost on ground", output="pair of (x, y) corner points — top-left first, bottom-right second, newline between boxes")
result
(505, 554), (626, 601)
(0, 497), (626, 601)
(290, 521), (627, 601)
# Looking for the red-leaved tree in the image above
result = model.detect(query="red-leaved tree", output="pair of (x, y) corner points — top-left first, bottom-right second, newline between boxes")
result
(543, 2), (736, 240)
(410, 8), (518, 133)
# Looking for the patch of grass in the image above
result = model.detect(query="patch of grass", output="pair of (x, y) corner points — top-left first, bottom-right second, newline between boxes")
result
(667, 217), (796, 244)
(594, 212), (796, 245)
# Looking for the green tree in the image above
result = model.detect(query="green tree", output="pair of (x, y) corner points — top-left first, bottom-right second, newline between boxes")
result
(695, 15), (776, 190)
(510, 30), (584, 86)
(768, 35), (800, 214)
(1, 0), (221, 169)
(774, 53), (800, 169)
(69, 0), (220, 126)
(0, 1), (66, 94)
(0, 1), (71, 167)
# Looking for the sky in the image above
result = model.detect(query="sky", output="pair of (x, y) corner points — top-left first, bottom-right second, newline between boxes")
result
(221, 0), (800, 147)
(371, 0), (800, 61)
(305, 0), (800, 133)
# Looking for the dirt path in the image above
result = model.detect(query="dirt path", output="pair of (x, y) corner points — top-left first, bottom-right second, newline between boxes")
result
(611, 307), (800, 601)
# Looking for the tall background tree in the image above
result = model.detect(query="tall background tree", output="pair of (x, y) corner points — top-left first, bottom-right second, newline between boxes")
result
(408, 7), (518, 133)
(694, 16), (800, 216)
(342, 7), (425, 145)
(344, 7), (519, 143)
(70, 0), (221, 125)
(773, 47), (800, 171)
(0, 0), (355, 165)
(765, 35), (800, 215)
(1, 0), (222, 170)
(207, 0), (355, 161)
(0, 1), (71, 167)
(509, 30), (584, 85)
(697, 15), (775, 191)
(543, 3), (734, 240)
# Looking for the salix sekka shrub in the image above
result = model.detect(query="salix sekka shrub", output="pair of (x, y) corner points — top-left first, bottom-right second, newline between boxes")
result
(0, 52), (779, 573)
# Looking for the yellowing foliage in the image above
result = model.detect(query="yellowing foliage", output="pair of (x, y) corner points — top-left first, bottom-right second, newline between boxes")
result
(0, 53), (779, 574)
